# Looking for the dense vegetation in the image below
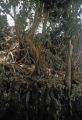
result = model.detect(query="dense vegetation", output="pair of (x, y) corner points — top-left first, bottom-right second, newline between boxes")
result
(0, 0), (82, 120)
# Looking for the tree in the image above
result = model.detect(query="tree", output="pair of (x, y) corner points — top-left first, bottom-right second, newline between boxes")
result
(0, 0), (81, 77)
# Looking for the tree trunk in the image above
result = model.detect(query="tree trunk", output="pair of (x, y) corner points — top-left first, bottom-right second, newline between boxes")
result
(71, 34), (80, 80)
(64, 40), (73, 119)
(25, 1), (43, 75)
(42, 6), (49, 37)
(65, 40), (73, 97)
(13, 6), (24, 47)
